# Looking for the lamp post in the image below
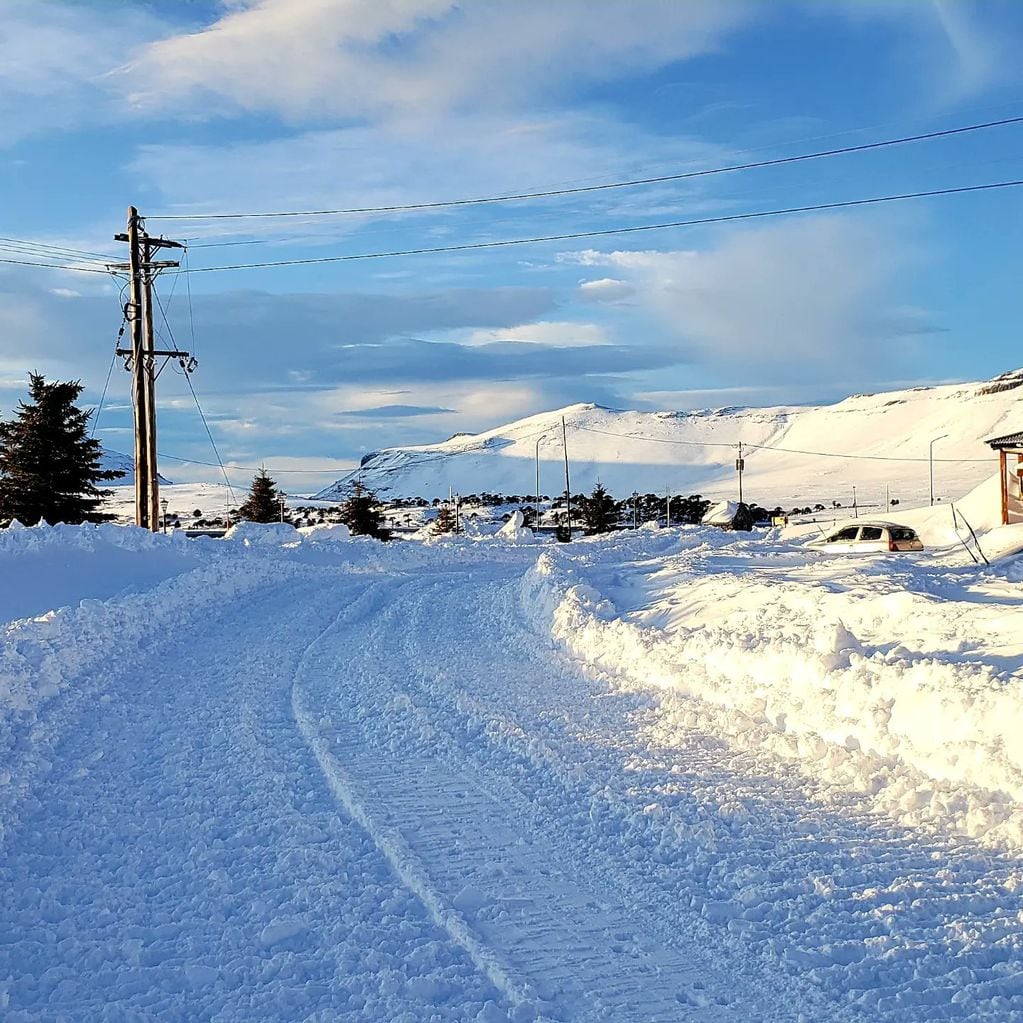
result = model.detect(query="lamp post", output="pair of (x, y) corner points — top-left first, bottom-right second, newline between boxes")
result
(160, 497), (168, 534)
(279, 491), (287, 523)
(535, 436), (542, 529)
(929, 434), (948, 506)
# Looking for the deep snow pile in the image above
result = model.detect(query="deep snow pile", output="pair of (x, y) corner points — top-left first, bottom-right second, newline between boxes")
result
(495, 510), (534, 543)
(523, 525), (1023, 849)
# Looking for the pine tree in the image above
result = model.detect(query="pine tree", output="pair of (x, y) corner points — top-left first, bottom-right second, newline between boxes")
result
(433, 505), (457, 534)
(577, 482), (620, 535)
(238, 468), (282, 523)
(0, 374), (123, 526)
(339, 482), (390, 540)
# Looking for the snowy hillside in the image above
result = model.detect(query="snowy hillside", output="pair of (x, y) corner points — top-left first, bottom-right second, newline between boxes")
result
(318, 369), (1023, 508)
(101, 448), (172, 487)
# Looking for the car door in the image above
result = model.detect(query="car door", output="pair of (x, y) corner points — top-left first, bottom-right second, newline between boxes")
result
(823, 525), (861, 552)
(855, 525), (887, 553)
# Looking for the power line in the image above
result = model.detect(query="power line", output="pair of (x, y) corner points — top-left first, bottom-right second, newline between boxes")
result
(146, 114), (1023, 221)
(575, 423), (990, 463)
(171, 178), (1023, 274)
(157, 451), (356, 474)
(574, 424), (738, 449)
(0, 236), (117, 263)
(90, 350), (118, 440)
(180, 371), (237, 509)
(743, 441), (990, 463)
(0, 256), (118, 274)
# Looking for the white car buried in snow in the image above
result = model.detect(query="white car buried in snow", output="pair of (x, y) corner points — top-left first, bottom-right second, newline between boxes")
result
(809, 520), (924, 554)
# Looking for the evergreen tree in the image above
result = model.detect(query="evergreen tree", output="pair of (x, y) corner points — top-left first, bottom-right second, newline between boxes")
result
(433, 505), (457, 534)
(577, 482), (620, 535)
(238, 468), (282, 523)
(339, 482), (390, 540)
(0, 374), (123, 526)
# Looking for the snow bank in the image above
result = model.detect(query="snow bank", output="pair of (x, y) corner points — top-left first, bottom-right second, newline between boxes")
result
(0, 551), (318, 840)
(523, 533), (1023, 849)
(0, 522), (200, 625)
(224, 521), (301, 546)
(299, 522), (352, 543)
(783, 473), (1023, 563)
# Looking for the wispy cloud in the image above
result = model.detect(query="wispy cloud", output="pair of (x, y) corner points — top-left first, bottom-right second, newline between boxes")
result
(567, 214), (941, 383)
(120, 0), (754, 122)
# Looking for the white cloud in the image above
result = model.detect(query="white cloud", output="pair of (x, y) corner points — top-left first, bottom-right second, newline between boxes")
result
(568, 215), (938, 381)
(465, 321), (611, 347)
(578, 278), (635, 303)
(0, 0), (160, 143)
(121, 0), (754, 121)
(130, 114), (721, 230)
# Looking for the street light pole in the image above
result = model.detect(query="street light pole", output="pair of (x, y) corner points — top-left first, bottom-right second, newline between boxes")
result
(160, 497), (168, 534)
(535, 435), (543, 530)
(929, 434), (948, 506)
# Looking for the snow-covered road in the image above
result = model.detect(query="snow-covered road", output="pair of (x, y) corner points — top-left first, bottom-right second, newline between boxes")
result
(1, 525), (1022, 1020)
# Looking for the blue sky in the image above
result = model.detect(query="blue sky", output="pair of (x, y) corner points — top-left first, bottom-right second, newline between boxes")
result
(1, 0), (1022, 489)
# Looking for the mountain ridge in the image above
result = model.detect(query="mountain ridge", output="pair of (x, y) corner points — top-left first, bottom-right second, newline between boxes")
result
(316, 370), (1023, 508)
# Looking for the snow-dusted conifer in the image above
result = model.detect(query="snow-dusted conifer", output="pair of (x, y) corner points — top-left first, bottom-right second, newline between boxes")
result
(238, 468), (282, 523)
(339, 481), (390, 540)
(0, 374), (123, 525)
(577, 482), (620, 535)
(433, 505), (457, 534)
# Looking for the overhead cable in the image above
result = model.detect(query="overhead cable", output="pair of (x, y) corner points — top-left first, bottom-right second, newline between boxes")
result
(170, 178), (1023, 274)
(146, 114), (1023, 221)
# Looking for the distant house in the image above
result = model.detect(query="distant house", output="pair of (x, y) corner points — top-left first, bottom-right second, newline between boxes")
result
(987, 430), (1023, 525)
(702, 500), (754, 532)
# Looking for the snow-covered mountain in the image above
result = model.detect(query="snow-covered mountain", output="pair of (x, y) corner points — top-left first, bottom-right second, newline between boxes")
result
(102, 449), (172, 487)
(316, 370), (1023, 508)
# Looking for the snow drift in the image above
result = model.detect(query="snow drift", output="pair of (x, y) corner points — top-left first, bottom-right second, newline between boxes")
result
(522, 528), (1023, 849)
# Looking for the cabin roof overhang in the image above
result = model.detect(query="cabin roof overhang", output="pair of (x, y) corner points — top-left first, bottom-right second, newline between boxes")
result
(986, 430), (1023, 450)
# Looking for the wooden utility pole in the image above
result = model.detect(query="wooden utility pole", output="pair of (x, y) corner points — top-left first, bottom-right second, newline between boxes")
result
(125, 207), (149, 529)
(111, 208), (188, 532)
(141, 237), (160, 530)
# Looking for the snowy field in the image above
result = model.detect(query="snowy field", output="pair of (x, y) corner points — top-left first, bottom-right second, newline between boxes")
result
(1, 502), (1022, 1020)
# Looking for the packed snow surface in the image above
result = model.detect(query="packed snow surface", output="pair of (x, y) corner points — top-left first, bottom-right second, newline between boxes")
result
(1, 514), (1022, 1021)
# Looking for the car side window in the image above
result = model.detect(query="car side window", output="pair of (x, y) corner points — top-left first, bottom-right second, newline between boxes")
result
(828, 526), (860, 542)
(859, 526), (883, 540)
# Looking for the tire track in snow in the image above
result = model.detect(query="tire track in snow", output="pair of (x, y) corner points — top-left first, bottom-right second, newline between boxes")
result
(290, 575), (535, 1018)
(292, 568), (750, 1022)
(0, 573), (508, 1021)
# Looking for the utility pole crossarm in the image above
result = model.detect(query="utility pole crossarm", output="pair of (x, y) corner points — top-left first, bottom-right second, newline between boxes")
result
(114, 233), (183, 249)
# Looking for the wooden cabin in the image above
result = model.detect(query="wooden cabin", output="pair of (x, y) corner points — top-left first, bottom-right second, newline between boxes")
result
(987, 431), (1023, 525)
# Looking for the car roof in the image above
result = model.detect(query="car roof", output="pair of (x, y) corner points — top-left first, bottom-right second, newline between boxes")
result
(828, 520), (915, 531)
